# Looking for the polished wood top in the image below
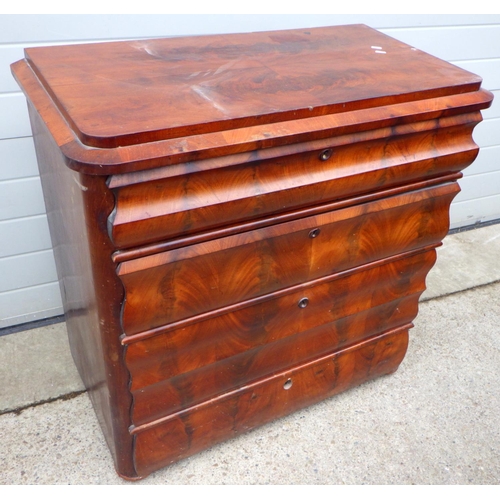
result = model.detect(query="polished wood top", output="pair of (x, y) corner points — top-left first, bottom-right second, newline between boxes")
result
(22, 24), (483, 149)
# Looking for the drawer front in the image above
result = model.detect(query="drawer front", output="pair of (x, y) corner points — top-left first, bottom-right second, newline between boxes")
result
(118, 182), (458, 336)
(109, 126), (475, 249)
(132, 327), (409, 477)
(125, 249), (435, 394)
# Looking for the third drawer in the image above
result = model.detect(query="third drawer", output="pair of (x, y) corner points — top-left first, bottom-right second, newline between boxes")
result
(125, 248), (436, 426)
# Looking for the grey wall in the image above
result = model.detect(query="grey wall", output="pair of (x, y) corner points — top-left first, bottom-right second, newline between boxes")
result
(1, 14), (499, 328)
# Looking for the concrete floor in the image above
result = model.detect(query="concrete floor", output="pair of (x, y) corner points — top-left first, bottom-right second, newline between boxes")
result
(1, 223), (499, 485)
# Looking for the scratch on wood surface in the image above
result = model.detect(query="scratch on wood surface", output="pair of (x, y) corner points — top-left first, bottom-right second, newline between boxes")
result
(72, 174), (88, 191)
(133, 42), (163, 59)
(191, 85), (229, 115)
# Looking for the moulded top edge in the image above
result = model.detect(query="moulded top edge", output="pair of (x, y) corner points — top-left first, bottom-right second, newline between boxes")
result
(16, 24), (485, 150)
(10, 53), (494, 177)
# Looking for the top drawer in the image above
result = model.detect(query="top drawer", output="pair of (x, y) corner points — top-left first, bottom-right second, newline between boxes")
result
(108, 124), (476, 249)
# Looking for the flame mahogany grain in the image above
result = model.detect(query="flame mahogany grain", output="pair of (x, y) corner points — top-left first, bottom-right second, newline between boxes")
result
(109, 120), (478, 249)
(119, 183), (456, 336)
(11, 25), (493, 480)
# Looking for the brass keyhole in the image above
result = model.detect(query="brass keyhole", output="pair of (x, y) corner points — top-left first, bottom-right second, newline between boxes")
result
(298, 297), (309, 308)
(319, 148), (333, 161)
(309, 228), (321, 239)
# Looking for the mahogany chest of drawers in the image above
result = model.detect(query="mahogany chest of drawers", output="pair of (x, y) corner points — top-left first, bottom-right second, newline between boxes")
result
(12, 25), (493, 480)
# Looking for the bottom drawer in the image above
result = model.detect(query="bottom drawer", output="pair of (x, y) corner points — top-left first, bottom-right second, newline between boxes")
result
(132, 326), (409, 478)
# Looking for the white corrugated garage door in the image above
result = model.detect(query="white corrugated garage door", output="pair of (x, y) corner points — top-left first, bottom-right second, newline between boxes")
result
(1, 14), (499, 328)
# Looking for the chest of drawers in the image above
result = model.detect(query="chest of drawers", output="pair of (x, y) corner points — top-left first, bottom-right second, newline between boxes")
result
(12, 24), (493, 480)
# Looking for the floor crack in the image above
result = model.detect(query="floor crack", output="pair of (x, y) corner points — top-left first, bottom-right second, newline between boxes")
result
(420, 278), (500, 303)
(0, 389), (87, 417)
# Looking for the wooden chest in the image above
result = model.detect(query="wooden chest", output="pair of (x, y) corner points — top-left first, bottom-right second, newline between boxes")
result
(12, 25), (493, 480)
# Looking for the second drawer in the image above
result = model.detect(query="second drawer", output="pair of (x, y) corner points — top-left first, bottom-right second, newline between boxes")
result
(118, 182), (458, 336)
